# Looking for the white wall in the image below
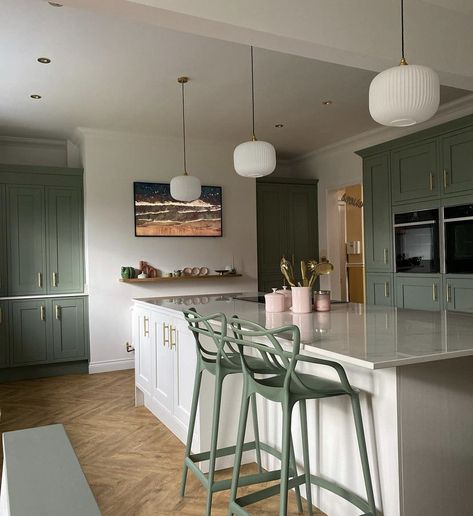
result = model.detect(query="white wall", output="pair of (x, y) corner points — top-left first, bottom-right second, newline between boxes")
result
(0, 136), (68, 166)
(77, 129), (258, 372)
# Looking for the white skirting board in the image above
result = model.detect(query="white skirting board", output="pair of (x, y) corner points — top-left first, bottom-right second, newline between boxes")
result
(88, 358), (135, 374)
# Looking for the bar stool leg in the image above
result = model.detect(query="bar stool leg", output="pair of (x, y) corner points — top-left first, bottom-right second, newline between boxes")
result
(180, 368), (203, 497)
(228, 384), (251, 516)
(205, 368), (226, 516)
(250, 393), (263, 472)
(289, 438), (304, 513)
(299, 400), (314, 516)
(350, 393), (376, 516)
(279, 400), (293, 516)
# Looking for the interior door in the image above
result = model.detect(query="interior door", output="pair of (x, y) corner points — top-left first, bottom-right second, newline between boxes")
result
(257, 179), (318, 292)
(7, 185), (47, 296)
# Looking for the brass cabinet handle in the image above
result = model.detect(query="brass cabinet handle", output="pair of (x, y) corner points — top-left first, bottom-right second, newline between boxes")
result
(143, 316), (149, 337)
(37, 272), (43, 288)
(383, 248), (389, 265)
(443, 169), (449, 189)
(384, 281), (390, 298)
(432, 284), (438, 302)
(170, 325), (177, 350)
(40, 305), (46, 321)
(55, 305), (61, 320)
(446, 284), (452, 303)
(52, 272), (58, 287)
(429, 172), (434, 191)
(162, 322), (170, 347)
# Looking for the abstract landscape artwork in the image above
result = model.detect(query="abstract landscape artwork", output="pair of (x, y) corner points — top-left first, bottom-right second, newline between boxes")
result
(134, 182), (222, 237)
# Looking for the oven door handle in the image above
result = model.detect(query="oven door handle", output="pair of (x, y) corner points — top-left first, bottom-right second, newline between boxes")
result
(394, 220), (437, 228)
(444, 216), (473, 223)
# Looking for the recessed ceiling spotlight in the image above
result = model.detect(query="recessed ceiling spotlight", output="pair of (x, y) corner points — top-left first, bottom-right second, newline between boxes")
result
(275, 123), (284, 128)
(30, 94), (42, 100)
(322, 100), (333, 105)
(37, 57), (51, 64)
(48, 1), (63, 6)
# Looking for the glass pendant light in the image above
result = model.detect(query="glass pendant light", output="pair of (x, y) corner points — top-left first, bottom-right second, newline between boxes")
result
(170, 76), (201, 202)
(234, 46), (276, 178)
(369, 0), (440, 127)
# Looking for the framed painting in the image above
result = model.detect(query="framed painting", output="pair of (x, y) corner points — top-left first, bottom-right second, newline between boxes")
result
(134, 182), (223, 237)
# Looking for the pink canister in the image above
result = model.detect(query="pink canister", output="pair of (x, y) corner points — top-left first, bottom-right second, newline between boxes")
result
(265, 288), (286, 313)
(276, 286), (292, 310)
(314, 290), (331, 312)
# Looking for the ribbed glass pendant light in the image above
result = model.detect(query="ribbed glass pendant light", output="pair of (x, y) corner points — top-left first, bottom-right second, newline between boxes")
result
(233, 46), (276, 178)
(369, 0), (440, 127)
(170, 77), (201, 202)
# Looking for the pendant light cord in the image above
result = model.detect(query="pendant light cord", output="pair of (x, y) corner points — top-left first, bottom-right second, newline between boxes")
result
(250, 46), (256, 140)
(181, 80), (187, 174)
(400, 0), (407, 64)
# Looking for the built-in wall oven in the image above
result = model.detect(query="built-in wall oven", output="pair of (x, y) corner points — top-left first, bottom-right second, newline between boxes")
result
(394, 209), (440, 273)
(444, 204), (473, 274)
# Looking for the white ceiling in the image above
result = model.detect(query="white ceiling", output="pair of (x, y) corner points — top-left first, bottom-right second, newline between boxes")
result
(0, 0), (470, 159)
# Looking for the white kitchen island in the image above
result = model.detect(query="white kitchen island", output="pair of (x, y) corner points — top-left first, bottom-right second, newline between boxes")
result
(132, 293), (473, 516)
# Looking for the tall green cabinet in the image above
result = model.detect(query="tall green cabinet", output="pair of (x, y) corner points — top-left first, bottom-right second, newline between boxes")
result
(0, 165), (88, 381)
(358, 113), (473, 311)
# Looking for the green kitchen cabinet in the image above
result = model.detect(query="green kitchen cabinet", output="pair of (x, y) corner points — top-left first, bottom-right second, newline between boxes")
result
(7, 185), (47, 296)
(0, 301), (8, 368)
(391, 140), (439, 204)
(0, 185), (7, 297)
(11, 299), (49, 366)
(445, 277), (473, 313)
(51, 297), (87, 361)
(363, 153), (392, 272)
(395, 275), (442, 311)
(47, 188), (84, 294)
(366, 273), (394, 306)
(441, 127), (473, 196)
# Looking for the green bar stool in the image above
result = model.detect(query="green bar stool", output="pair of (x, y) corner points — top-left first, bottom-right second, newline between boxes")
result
(227, 317), (377, 516)
(180, 309), (303, 516)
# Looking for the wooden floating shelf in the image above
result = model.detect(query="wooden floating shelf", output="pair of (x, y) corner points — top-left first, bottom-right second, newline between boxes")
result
(119, 274), (242, 284)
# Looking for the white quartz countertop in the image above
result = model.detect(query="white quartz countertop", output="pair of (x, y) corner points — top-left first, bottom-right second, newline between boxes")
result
(134, 293), (473, 369)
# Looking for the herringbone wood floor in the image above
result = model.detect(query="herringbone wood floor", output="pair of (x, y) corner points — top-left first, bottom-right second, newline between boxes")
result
(0, 370), (324, 515)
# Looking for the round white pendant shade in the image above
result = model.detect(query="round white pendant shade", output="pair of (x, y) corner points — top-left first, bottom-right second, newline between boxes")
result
(233, 140), (276, 178)
(369, 64), (440, 127)
(170, 174), (201, 202)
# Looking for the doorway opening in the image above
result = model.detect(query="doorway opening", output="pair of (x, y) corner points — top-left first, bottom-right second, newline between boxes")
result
(326, 184), (364, 303)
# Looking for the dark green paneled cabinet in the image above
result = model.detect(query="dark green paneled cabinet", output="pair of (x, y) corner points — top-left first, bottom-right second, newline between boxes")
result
(0, 185), (6, 297)
(47, 188), (84, 294)
(11, 299), (49, 366)
(445, 277), (473, 313)
(395, 276), (442, 311)
(363, 153), (392, 272)
(7, 185), (47, 296)
(391, 140), (438, 203)
(0, 301), (8, 368)
(52, 297), (87, 361)
(366, 273), (394, 306)
(441, 128), (473, 196)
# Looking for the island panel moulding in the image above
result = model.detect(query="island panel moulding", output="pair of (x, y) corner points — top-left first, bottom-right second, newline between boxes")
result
(134, 182), (222, 237)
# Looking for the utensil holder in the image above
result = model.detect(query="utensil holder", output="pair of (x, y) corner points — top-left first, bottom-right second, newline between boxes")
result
(291, 286), (313, 313)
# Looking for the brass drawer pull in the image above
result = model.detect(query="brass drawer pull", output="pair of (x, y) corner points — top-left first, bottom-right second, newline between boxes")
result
(429, 172), (434, 191)
(55, 305), (61, 320)
(432, 284), (438, 302)
(143, 316), (150, 337)
(40, 305), (46, 321)
(52, 272), (58, 287)
(37, 272), (43, 288)
(383, 248), (389, 265)
(443, 169), (449, 189)
(170, 326), (177, 350)
(446, 284), (452, 303)
(384, 282), (390, 298)
(163, 322), (170, 347)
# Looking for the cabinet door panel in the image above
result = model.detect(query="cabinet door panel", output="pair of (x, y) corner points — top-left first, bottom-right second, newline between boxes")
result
(8, 185), (46, 296)
(11, 299), (49, 365)
(172, 319), (196, 429)
(152, 312), (173, 412)
(47, 188), (83, 294)
(395, 276), (441, 311)
(366, 273), (394, 306)
(0, 301), (8, 368)
(445, 278), (473, 313)
(52, 298), (86, 360)
(391, 141), (438, 203)
(0, 185), (6, 297)
(442, 128), (473, 195)
(363, 153), (392, 271)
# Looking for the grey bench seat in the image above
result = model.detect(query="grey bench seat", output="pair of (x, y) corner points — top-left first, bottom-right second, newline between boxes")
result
(0, 424), (101, 516)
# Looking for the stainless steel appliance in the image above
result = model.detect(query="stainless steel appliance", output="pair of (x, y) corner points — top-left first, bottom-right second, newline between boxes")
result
(444, 204), (473, 274)
(394, 209), (440, 273)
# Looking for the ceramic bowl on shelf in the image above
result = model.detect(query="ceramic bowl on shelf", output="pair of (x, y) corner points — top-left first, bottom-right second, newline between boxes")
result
(183, 267), (192, 276)
(199, 267), (209, 276)
(191, 267), (200, 276)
